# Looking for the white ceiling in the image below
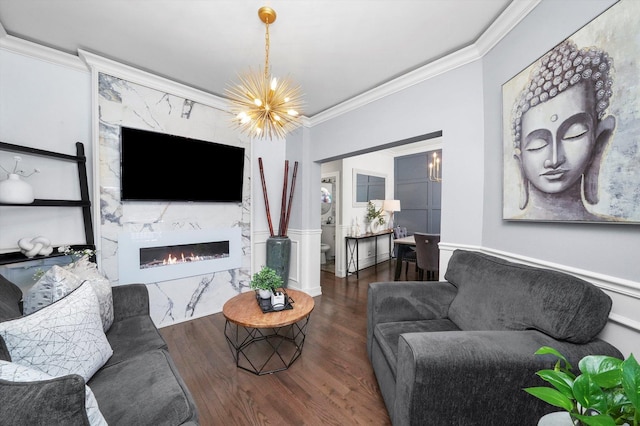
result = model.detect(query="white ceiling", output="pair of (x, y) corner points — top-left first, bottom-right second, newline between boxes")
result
(0, 0), (528, 118)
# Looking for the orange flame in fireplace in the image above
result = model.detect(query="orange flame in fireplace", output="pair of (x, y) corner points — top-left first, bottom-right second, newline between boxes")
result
(162, 253), (202, 265)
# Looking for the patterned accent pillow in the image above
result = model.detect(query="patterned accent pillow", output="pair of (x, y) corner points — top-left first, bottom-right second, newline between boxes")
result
(23, 265), (84, 315)
(63, 257), (114, 332)
(0, 282), (113, 382)
(0, 359), (108, 425)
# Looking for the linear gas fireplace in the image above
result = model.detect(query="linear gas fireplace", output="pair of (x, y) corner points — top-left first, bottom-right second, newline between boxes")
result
(118, 228), (242, 284)
(139, 241), (229, 269)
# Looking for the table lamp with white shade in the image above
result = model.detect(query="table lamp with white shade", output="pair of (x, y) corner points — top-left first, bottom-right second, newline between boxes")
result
(383, 200), (401, 230)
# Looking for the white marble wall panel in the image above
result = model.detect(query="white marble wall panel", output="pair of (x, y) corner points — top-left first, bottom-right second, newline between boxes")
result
(97, 73), (251, 327)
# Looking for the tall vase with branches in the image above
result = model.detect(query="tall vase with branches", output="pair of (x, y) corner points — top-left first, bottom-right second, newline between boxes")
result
(258, 158), (298, 288)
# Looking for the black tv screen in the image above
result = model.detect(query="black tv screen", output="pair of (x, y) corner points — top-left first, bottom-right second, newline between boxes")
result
(120, 127), (245, 202)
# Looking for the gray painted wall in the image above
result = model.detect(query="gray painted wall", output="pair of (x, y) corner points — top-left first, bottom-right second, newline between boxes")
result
(304, 0), (639, 356)
(481, 0), (639, 281)
(310, 61), (486, 248)
(0, 50), (92, 252)
(306, 0), (638, 280)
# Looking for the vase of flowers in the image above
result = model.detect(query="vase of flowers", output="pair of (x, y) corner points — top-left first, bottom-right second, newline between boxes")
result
(0, 156), (40, 204)
(365, 201), (385, 234)
(58, 245), (97, 265)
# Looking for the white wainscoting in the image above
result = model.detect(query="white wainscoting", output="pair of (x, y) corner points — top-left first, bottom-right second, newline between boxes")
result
(439, 243), (640, 358)
(252, 228), (322, 298)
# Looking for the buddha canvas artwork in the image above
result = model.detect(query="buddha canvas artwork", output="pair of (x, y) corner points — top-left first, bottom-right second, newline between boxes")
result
(502, 0), (640, 223)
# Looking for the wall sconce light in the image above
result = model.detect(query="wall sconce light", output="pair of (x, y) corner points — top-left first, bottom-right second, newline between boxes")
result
(429, 151), (442, 183)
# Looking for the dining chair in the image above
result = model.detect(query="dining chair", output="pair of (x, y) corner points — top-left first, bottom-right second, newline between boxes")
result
(393, 226), (417, 279)
(413, 232), (440, 281)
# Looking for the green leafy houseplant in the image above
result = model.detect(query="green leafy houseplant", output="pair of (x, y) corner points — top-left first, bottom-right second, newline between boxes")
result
(525, 346), (640, 426)
(365, 201), (385, 226)
(250, 266), (283, 292)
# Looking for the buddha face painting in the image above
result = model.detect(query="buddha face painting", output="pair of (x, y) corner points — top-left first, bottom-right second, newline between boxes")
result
(519, 83), (597, 195)
(510, 40), (616, 218)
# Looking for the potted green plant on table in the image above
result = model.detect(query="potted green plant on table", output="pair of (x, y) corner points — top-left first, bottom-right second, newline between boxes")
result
(525, 346), (640, 426)
(365, 201), (385, 233)
(250, 266), (283, 299)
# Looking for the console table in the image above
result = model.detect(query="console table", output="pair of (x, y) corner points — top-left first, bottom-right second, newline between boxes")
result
(345, 230), (393, 278)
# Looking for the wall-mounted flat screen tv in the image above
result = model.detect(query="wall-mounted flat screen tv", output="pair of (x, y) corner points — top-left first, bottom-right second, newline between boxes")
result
(120, 127), (245, 202)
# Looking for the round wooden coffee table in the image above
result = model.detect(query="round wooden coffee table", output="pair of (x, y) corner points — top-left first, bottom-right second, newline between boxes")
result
(223, 288), (314, 375)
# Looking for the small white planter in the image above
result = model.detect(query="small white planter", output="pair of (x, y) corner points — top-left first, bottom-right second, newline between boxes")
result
(538, 412), (574, 426)
(538, 412), (629, 426)
(258, 289), (272, 299)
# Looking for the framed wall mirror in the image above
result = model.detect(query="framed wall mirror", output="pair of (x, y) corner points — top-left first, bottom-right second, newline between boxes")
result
(321, 186), (332, 215)
(353, 169), (386, 207)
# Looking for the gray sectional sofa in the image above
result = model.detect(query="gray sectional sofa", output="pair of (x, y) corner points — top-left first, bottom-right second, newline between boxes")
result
(368, 249), (622, 426)
(0, 274), (198, 425)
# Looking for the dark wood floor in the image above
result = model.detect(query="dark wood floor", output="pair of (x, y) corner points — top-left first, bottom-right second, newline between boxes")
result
(160, 259), (420, 425)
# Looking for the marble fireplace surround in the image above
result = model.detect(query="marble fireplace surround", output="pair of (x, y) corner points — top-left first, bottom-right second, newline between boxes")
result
(91, 67), (252, 326)
(118, 228), (242, 285)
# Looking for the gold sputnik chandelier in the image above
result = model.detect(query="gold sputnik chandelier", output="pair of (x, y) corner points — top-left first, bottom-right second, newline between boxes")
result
(226, 6), (303, 140)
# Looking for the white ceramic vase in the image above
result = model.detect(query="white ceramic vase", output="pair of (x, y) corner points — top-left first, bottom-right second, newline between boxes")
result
(537, 412), (576, 426)
(258, 289), (272, 299)
(369, 220), (380, 234)
(0, 173), (35, 204)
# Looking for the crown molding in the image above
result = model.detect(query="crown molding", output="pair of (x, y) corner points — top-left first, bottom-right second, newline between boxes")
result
(78, 49), (229, 112)
(474, 0), (542, 56)
(1, 0), (541, 126)
(309, 43), (481, 126)
(0, 27), (308, 127)
(309, 0), (541, 126)
(0, 32), (87, 72)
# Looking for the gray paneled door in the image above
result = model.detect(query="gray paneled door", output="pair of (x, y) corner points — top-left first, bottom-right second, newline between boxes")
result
(394, 150), (441, 234)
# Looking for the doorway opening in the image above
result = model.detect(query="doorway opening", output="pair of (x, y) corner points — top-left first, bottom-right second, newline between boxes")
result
(318, 131), (443, 278)
(320, 172), (339, 273)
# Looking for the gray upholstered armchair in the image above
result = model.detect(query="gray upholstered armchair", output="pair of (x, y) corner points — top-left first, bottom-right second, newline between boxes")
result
(367, 249), (622, 426)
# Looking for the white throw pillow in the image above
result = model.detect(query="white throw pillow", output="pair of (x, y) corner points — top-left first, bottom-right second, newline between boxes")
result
(0, 359), (108, 426)
(63, 256), (114, 332)
(23, 265), (84, 315)
(0, 282), (113, 382)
